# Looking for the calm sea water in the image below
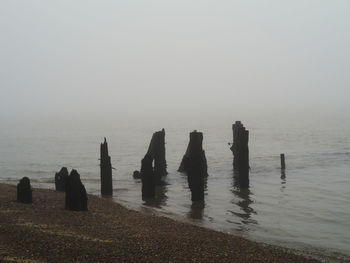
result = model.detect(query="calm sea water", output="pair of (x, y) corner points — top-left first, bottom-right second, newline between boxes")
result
(1, 114), (349, 262)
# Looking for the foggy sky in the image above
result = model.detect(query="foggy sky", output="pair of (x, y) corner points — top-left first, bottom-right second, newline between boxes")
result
(1, 1), (349, 121)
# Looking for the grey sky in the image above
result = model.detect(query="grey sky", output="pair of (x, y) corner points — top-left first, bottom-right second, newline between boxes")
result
(1, 1), (349, 120)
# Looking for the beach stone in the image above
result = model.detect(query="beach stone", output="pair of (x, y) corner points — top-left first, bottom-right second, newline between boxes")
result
(17, 177), (32, 204)
(65, 169), (88, 211)
(55, 167), (69, 192)
(141, 154), (155, 199)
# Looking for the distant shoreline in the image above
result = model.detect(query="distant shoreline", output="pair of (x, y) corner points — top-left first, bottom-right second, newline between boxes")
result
(0, 183), (320, 263)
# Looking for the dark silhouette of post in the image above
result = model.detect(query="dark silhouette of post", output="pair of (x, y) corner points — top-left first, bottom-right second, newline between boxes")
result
(280, 153), (286, 170)
(100, 138), (113, 196)
(65, 169), (88, 211)
(178, 143), (190, 173)
(17, 177), (32, 204)
(55, 167), (69, 191)
(180, 131), (208, 202)
(138, 129), (167, 199)
(141, 154), (155, 199)
(179, 131), (208, 176)
(147, 129), (167, 185)
(230, 121), (249, 188)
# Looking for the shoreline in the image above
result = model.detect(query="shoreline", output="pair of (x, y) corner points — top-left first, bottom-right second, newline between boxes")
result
(0, 183), (320, 263)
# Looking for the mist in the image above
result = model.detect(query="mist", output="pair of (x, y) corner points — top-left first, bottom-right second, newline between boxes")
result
(1, 0), (349, 122)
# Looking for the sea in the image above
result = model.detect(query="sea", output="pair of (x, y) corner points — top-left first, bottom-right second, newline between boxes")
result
(1, 112), (349, 262)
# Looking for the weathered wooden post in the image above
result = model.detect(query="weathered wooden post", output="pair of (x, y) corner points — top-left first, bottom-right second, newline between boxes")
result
(147, 129), (167, 185)
(65, 169), (88, 211)
(141, 154), (155, 199)
(180, 131), (208, 202)
(55, 167), (69, 192)
(17, 177), (32, 204)
(178, 131), (208, 176)
(100, 138), (113, 196)
(280, 153), (286, 170)
(178, 143), (190, 173)
(230, 121), (249, 188)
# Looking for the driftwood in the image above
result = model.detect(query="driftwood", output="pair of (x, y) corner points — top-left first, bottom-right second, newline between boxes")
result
(65, 169), (88, 211)
(230, 121), (249, 188)
(55, 167), (69, 192)
(100, 138), (113, 196)
(17, 177), (32, 204)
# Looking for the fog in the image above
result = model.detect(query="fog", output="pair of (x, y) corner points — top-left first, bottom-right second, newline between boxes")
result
(1, 1), (349, 122)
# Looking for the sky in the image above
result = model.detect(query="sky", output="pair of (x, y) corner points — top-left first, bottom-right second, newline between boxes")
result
(0, 0), (349, 121)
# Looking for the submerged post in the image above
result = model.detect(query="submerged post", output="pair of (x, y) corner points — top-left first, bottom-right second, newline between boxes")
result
(55, 167), (69, 192)
(280, 153), (286, 170)
(230, 121), (249, 188)
(180, 131), (208, 202)
(100, 138), (113, 196)
(147, 129), (167, 185)
(65, 169), (88, 211)
(17, 177), (32, 204)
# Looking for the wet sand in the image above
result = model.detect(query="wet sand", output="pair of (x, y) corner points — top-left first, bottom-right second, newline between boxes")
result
(0, 183), (320, 263)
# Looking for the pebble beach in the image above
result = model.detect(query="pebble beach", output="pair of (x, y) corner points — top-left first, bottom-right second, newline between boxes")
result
(0, 183), (321, 263)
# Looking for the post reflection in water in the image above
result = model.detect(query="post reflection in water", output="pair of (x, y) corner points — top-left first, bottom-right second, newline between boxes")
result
(143, 184), (168, 208)
(187, 176), (208, 220)
(280, 169), (286, 191)
(230, 170), (257, 227)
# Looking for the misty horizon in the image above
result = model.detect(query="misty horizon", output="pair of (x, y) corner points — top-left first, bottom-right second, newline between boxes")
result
(1, 1), (349, 121)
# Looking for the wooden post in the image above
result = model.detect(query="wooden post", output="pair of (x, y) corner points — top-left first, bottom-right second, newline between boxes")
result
(230, 121), (249, 188)
(141, 154), (155, 199)
(180, 131), (208, 202)
(17, 177), (32, 204)
(178, 131), (208, 176)
(280, 153), (286, 170)
(147, 129), (167, 185)
(65, 169), (88, 211)
(100, 138), (113, 196)
(55, 167), (68, 192)
(178, 143), (190, 172)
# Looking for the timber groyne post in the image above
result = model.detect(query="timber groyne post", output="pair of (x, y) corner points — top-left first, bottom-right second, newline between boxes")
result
(230, 121), (249, 188)
(65, 169), (88, 211)
(100, 138), (113, 196)
(17, 177), (32, 204)
(180, 131), (208, 202)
